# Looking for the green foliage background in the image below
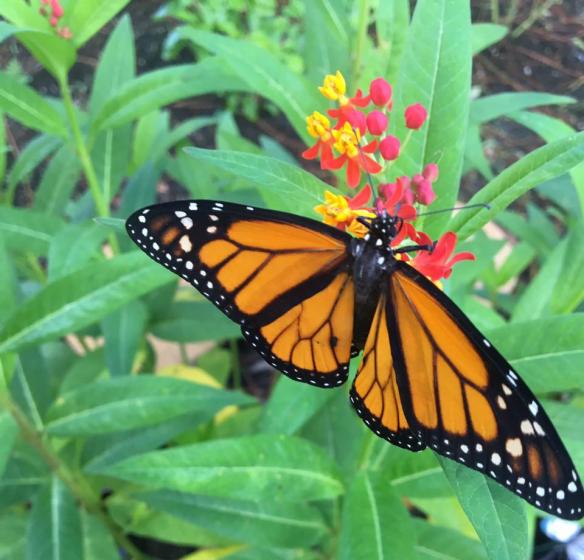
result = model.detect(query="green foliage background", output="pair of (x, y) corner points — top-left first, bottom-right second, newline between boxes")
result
(0, 0), (583, 559)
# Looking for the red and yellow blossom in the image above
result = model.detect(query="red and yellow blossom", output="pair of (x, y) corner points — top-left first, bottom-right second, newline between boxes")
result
(306, 70), (474, 282)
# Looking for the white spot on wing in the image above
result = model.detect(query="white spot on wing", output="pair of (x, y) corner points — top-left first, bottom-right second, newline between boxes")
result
(138, 215), (146, 223)
(505, 438), (523, 457)
(181, 217), (193, 230)
(491, 452), (501, 466)
(189, 202), (198, 211)
(529, 401), (539, 416)
(179, 235), (192, 253)
(175, 211), (186, 218)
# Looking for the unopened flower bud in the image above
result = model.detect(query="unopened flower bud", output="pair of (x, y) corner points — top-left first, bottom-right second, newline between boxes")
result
(405, 103), (427, 130)
(369, 78), (392, 107)
(423, 163), (439, 182)
(366, 110), (388, 136)
(416, 179), (436, 205)
(379, 135), (400, 161)
(347, 109), (366, 135)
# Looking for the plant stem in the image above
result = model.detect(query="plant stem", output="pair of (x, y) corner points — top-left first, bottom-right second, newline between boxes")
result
(59, 77), (120, 254)
(491, 0), (500, 23)
(0, 366), (147, 559)
(512, 0), (559, 38)
(351, 0), (370, 87)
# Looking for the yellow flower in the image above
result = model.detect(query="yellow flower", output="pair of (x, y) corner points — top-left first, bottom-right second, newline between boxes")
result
(314, 191), (352, 226)
(318, 71), (348, 104)
(306, 111), (332, 141)
(332, 122), (361, 158)
(346, 209), (376, 238)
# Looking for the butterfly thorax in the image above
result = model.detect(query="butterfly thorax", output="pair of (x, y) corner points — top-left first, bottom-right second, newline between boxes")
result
(350, 214), (399, 350)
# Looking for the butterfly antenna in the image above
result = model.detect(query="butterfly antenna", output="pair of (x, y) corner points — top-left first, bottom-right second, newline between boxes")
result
(415, 202), (491, 218)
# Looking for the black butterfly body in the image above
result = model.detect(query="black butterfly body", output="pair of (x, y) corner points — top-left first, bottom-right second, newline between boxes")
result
(126, 199), (584, 519)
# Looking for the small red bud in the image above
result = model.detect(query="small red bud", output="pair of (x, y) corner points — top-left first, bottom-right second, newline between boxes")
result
(366, 110), (388, 136)
(423, 163), (439, 182)
(379, 135), (400, 161)
(369, 78), (392, 107)
(50, 15), (58, 26)
(41, 0), (50, 4)
(405, 103), (427, 130)
(50, 0), (64, 17)
(412, 173), (424, 186)
(347, 109), (366, 135)
(416, 179), (436, 205)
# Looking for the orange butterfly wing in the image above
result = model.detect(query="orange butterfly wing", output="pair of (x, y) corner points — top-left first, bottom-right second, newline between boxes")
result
(126, 201), (355, 386)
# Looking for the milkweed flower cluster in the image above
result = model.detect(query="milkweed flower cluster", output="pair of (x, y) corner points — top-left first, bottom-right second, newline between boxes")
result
(305, 71), (474, 282)
(39, 0), (72, 39)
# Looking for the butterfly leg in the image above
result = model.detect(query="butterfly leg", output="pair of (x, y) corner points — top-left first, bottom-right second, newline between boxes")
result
(393, 242), (435, 255)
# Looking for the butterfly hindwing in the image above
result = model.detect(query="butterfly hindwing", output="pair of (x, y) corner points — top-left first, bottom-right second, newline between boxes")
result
(350, 292), (426, 451)
(126, 200), (355, 386)
(382, 261), (583, 519)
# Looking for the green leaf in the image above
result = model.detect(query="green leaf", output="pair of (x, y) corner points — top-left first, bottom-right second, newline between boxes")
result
(488, 315), (584, 394)
(101, 300), (147, 376)
(0, 239), (18, 325)
(138, 490), (327, 548)
(439, 457), (528, 560)
(25, 476), (83, 560)
(150, 300), (239, 343)
(448, 132), (584, 239)
(173, 28), (320, 141)
(0, 511), (27, 560)
(47, 222), (109, 281)
(97, 434), (343, 502)
(471, 23), (508, 54)
(414, 520), (487, 560)
(47, 376), (253, 436)
(375, 0), (410, 84)
(261, 377), (336, 435)
(90, 59), (248, 133)
(0, 207), (64, 256)
(391, 0), (472, 237)
(6, 135), (62, 198)
(89, 14), (135, 116)
(185, 148), (328, 215)
(302, 0), (350, 83)
(0, 252), (174, 354)
(67, 0), (132, 48)
(80, 511), (118, 560)
(0, 72), (67, 136)
(338, 471), (416, 560)
(34, 143), (81, 215)
(470, 92), (575, 124)
(0, 411), (17, 478)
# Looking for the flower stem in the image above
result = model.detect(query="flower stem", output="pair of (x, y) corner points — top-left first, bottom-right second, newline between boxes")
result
(351, 0), (370, 87)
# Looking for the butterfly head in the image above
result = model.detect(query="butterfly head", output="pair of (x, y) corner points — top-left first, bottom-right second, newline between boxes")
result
(359, 212), (402, 250)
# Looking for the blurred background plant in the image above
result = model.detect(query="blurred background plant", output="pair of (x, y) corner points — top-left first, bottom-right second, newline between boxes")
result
(0, 1), (582, 559)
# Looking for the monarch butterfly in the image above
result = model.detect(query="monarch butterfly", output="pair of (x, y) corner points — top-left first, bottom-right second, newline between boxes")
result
(126, 199), (583, 520)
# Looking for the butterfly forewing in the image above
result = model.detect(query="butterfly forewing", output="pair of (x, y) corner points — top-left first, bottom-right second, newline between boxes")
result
(383, 262), (583, 519)
(126, 200), (355, 386)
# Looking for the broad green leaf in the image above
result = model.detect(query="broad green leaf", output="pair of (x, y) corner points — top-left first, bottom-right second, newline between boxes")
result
(48, 376), (253, 436)
(101, 300), (147, 376)
(489, 315), (584, 394)
(261, 377), (335, 435)
(414, 520), (487, 560)
(545, 401), (584, 474)
(338, 472), (415, 560)
(25, 476), (83, 560)
(0, 412), (17, 478)
(47, 222), (109, 281)
(34, 143), (81, 215)
(392, 0), (472, 237)
(90, 125), (132, 204)
(0, 21), (19, 44)
(0, 240), (18, 325)
(0, 252), (174, 354)
(185, 148), (328, 215)
(80, 511), (117, 560)
(512, 226), (584, 321)
(67, 0), (132, 48)
(6, 135), (62, 200)
(90, 59), (248, 133)
(0, 511), (27, 560)
(509, 111), (584, 214)
(0, 207), (64, 256)
(303, 0), (350, 83)
(448, 132), (584, 239)
(440, 457), (528, 560)
(139, 490), (327, 548)
(464, 123), (494, 180)
(150, 300), (239, 343)
(131, 110), (170, 170)
(173, 28), (320, 141)
(0, 112), (5, 185)
(470, 92), (574, 124)
(0, 72), (67, 136)
(117, 163), (159, 222)
(0, 445), (47, 509)
(89, 14), (135, 116)
(471, 23), (508, 54)
(97, 434), (343, 502)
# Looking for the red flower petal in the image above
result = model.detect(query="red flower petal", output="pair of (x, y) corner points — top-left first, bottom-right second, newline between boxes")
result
(348, 183), (373, 208)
